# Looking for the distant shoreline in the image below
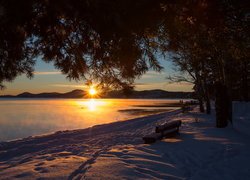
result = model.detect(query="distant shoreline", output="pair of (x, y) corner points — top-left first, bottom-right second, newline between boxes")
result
(0, 89), (194, 99)
(0, 97), (193, 100)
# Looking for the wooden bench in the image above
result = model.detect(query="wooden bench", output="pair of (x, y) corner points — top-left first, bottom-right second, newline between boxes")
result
(143, 120), (182, 144)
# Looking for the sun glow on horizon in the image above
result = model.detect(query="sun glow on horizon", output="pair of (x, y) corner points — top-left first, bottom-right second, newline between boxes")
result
(89, 87), (97, 96)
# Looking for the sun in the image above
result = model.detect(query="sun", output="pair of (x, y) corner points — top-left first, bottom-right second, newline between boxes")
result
(89, 87), (97, 96)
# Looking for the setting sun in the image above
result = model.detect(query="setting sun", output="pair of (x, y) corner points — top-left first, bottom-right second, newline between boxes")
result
(89, 87), (97, 96)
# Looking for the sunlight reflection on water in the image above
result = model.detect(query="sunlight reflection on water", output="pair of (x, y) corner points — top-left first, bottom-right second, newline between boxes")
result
(77, 99), (109, 111)
(0, 98), (180, 141)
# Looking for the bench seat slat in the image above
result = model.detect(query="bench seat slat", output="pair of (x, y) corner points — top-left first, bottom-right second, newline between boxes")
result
(142, 120), (182, 144)
(155, 120), (181, 133)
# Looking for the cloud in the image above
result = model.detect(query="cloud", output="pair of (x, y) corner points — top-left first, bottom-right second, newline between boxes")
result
(135, 81), (193, 92)
(134, 82), (147, 86)
(141, 71), (166, 79)
(34, 71), (61, 75)
(50, 84), (88, 89)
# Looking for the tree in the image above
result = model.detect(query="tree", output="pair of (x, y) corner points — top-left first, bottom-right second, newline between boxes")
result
(0, 0), (35, 89)
(159, 0), (249, 126)
(0, 0), (164, 90)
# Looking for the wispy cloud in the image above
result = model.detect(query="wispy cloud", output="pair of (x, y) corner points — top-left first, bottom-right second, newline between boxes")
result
(34, 71), (62, 75)
(141, 71), (166, 79)
(135, 81), (193, 92)
(134, 82), (147, 86)
(50, 84), (87, 89)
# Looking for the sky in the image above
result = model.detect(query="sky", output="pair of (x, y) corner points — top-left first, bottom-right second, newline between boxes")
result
(0, 58), (193, 95)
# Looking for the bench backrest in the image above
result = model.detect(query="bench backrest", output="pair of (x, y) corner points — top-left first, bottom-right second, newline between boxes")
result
(155, 120), (181, 133)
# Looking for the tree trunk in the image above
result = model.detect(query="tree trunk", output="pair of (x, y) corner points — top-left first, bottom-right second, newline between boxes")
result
(241, 60), (249, 101)
(215, 82), (228, 128)
(199, 98), (205, 113)
(205, 98), (211, 114)
(227, 97), (233, 124)
(204, 81), (211, 114)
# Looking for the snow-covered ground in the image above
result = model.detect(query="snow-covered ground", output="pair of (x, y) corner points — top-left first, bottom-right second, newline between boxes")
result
(233, 102), (250, 136)
(0, 103), (250, 180)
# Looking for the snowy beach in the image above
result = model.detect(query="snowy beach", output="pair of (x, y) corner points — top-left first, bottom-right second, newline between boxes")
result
(0, 103), (250, 180)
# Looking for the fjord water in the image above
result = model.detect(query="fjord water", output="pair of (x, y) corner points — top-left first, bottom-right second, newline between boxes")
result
(0, 99), (180, 141)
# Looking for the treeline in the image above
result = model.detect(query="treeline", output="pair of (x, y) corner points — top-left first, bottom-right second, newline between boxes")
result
(158, 1), (250, 127)
(0, 0), (249, 127)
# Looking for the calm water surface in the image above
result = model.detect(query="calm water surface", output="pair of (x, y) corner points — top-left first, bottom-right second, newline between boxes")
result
(0, 99), (180, 141)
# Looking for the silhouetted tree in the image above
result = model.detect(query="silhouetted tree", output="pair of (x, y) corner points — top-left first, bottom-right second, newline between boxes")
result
(0, 0), (35, 89)
(159, 0), (249, 126)
(0, 0), (164, 90)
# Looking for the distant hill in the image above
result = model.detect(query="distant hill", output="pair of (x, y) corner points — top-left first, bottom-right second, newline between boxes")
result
(0, 89), (193, 99)
(1, 89), (86, 98)
(104, 89), (194, 99)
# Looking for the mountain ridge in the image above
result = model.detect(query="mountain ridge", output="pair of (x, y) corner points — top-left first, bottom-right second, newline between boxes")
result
(0, 89), (193, 99)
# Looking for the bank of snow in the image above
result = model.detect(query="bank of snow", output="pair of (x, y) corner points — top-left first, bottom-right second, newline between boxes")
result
(0, 103), (250, 180)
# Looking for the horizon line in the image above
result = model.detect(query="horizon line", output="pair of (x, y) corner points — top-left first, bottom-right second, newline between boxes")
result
(0, 88), (194, 96)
